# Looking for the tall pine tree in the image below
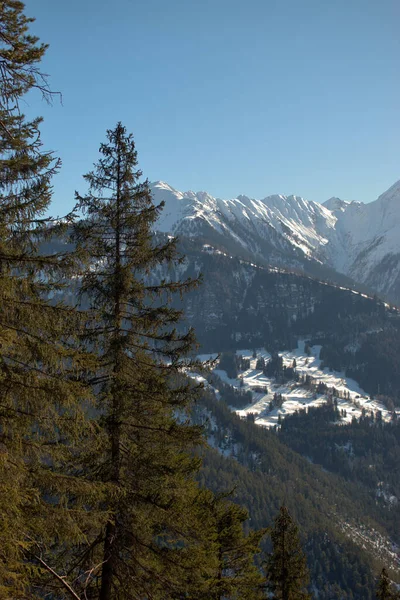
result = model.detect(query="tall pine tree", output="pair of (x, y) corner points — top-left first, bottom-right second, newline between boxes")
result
(264, 505), (311, 600)
(0, 3), (101, 596)
(71, 122), (213, 599)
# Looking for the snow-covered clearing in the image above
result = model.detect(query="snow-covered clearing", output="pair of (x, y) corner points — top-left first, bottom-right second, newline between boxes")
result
(198, 340), (393, 428)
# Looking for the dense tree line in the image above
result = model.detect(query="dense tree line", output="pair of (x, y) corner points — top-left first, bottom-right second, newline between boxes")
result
(196, 388), (399, 598)
(317, 331), (400, 407)
(279, 404), (400, 539)
(175, 244), (397, 354)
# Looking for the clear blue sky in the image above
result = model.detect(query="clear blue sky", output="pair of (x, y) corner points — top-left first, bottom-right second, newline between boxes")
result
(27, 0), (400, 215)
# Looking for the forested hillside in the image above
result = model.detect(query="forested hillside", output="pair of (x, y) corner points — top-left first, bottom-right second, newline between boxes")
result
(195, 387), (400, 599)
(168, 240), (398, 351)
(279, 405), (400, 534)
(166, 241), (400, 409)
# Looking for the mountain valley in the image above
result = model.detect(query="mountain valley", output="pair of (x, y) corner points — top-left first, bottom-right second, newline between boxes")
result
(155, 230), (400, 598)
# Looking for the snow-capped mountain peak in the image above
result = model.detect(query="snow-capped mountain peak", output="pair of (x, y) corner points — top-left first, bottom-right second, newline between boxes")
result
(150, 180), (400, 306)
(151, 182), (336, 257)
(376, 179), (400, 205)
(323, 197), (351, 212)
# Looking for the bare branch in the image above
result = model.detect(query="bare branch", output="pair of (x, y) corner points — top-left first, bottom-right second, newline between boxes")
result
(30, 553), (82, 600)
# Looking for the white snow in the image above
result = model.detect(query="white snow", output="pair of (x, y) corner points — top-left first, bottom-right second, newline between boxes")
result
(193, 340), (394, 429)
(197, 352), (219, 363)
(151, 179), (400, 303)
(150, 181), (336, 261)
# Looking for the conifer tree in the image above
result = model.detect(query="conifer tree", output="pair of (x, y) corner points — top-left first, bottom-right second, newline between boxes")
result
(71, 123), (212, 599)
(265, 505), (311, 600)
(0, 3), (101, 596)
(194, 491), (265, 600)
(376, 568), (399, 600)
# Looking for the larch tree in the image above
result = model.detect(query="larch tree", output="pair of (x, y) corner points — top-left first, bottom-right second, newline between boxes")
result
(0, 2), (101, 597)
(264, 505), (311, 600)
(71, 122), (214, 599)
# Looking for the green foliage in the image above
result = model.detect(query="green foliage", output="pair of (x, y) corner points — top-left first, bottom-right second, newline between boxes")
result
(0, 2), (100, 596)
(279, 405), (400, 539)
(192, 490), (266, 599)
(69, 123), (213, 599)
(265, 506), (311, 600)
(196, 388), (389, 599)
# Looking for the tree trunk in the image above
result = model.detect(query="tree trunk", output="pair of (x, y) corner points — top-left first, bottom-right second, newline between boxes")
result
(99, 137), (123, 600)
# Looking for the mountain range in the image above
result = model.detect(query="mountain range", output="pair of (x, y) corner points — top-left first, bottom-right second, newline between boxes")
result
(150, 180), (400, 305)
(45, 181), (400, 597)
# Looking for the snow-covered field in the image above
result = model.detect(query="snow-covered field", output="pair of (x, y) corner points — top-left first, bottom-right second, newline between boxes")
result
(198, 340), (393, 428)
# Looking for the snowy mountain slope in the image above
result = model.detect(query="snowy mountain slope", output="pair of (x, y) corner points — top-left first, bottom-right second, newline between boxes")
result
(323, 180), (400, 302)
(150, 180), (400, 305)
(151, 181), (335, 261)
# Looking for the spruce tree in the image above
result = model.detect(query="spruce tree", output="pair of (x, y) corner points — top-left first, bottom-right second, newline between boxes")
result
(376, 568), (399, 600)
(195, 491), (265, 600)
(71, 122), (212, 599)
(265, 505), (311, 600)
(0, 3), (101, 596)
